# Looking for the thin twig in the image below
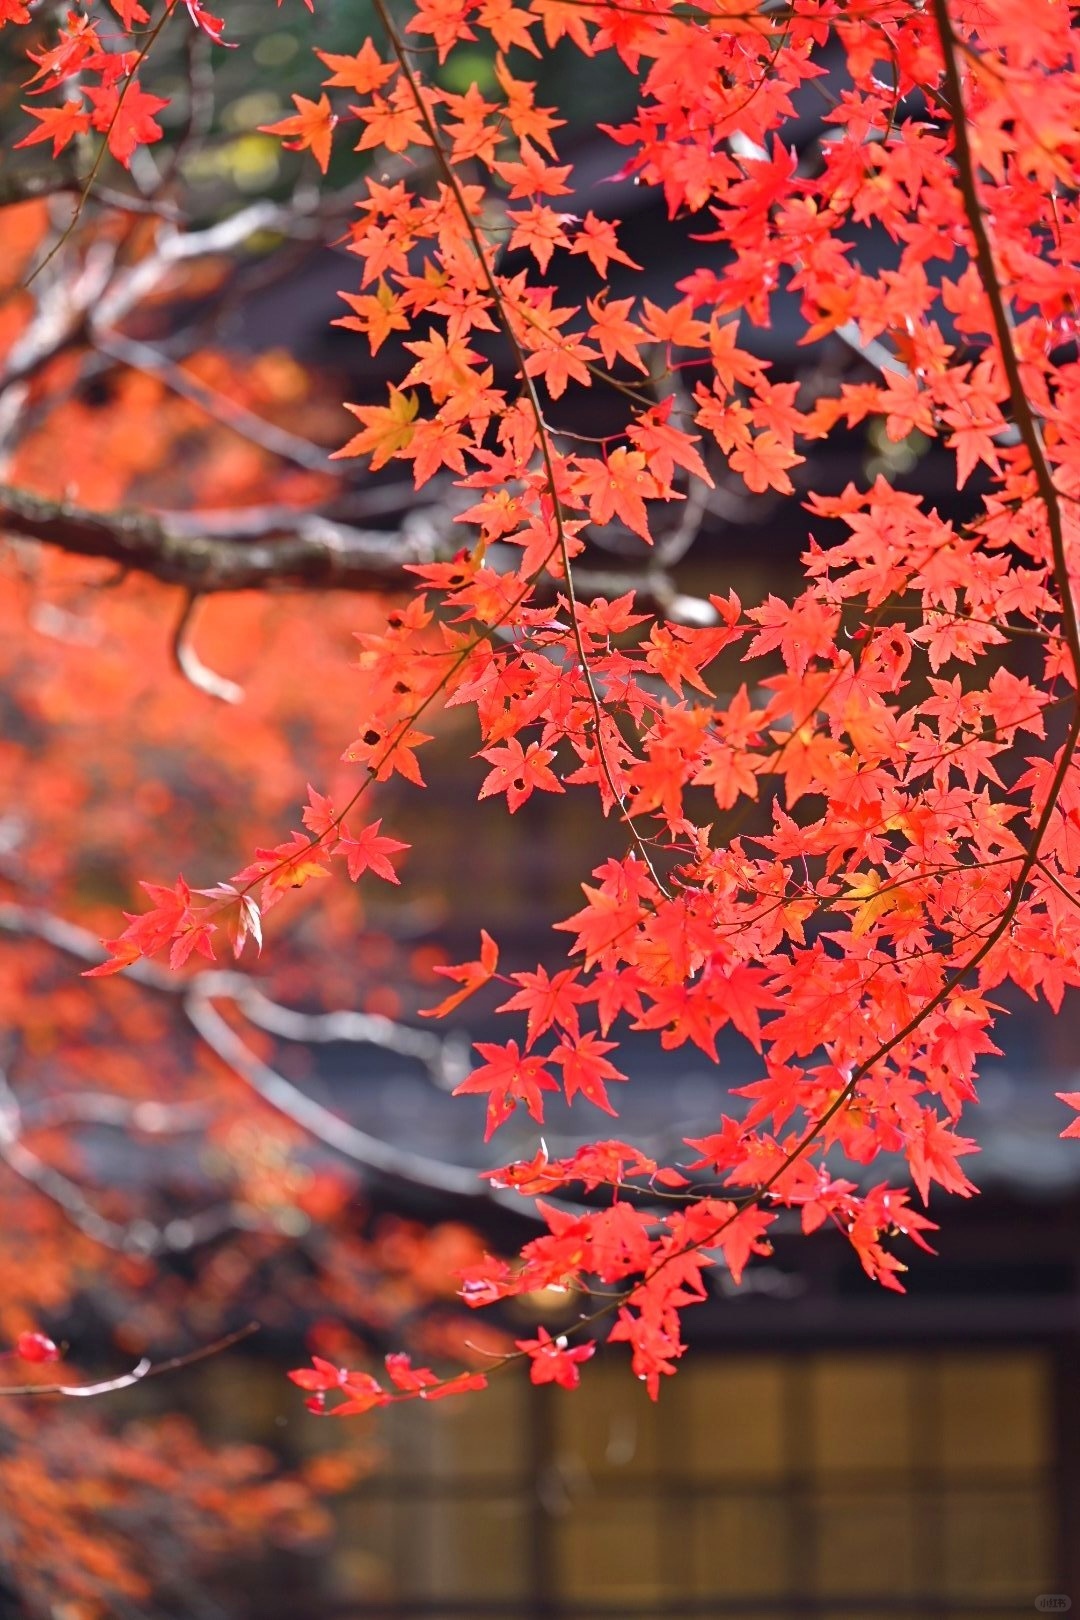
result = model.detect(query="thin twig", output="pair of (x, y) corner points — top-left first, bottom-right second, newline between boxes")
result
(0, 1323), (260, 1399)
(172, 591), (244, 705)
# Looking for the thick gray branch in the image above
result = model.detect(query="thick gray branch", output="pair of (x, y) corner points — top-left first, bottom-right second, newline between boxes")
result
(0, 484), (436, 594)
(0, 483), (715, 617)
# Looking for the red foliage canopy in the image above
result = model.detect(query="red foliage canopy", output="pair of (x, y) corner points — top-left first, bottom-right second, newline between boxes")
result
(4, 0), (1080, 1427)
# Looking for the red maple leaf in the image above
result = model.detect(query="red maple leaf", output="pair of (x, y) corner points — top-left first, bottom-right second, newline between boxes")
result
(421, 930), (499, 1018)
(515, 1326), (595, 1389)
(14, 100), (90, 156)
(478, 737), (565, 812)
(85, 80), (168, 166)
(550, 1031), (628, 1114)
(258, 92), (337, 173)
(453, 1039), (559, 1139)
(338, 819), (410, 883)
(497, 964), (590, 1045)
(907, 1111), (979, 1203)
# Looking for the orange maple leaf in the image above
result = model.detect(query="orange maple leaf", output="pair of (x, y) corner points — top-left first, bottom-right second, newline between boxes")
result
(421, 930), (500, 1018)
(333, 386), (420, 467)
(259, 93), (337, 173)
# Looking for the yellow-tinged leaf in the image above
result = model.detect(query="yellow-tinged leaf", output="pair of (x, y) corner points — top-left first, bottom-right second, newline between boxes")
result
(332, 386), (420, 468)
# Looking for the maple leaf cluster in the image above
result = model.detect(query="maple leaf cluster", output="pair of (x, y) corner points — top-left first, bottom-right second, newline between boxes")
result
(9, 0), (1080, 1407)
(13, 6), (171, 168)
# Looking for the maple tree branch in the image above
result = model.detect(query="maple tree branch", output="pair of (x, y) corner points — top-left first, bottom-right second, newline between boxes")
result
(0, 1323), (259, 1400)
(92, 331), (345, 478)
(0, 481), (712, 618)
(0, 166), (181, 217)
(18, 1091), (212, 1133)
(87, 198), (302, 329)
(0, 484), (444, 593)
(218, 973), (467, 1078)
(23, 4), (175, 291)
(172, 591), (246, 704)
(375, 11), (1080, 1368)
(184, 985), (494, 1200)
(0, 1062), (239, 1255)
(557, 6), (1080, 1319)
(0, 902), (539, 1220)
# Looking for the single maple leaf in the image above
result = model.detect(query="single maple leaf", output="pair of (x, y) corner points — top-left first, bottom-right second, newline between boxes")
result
(183, 0), (232, 45)
(333, 1372), (390, 1417)
(493, 138), (572, 198)
(15, 100), (90, 157)
(908, 1110), (979, 1203)
(497, 964), (589, 1045)
(259, 92), (337, 173)
(713, 1202), (777, 1285)
(550, 1031), (628, 1114)
(301, 783), (337, 839)
(728, 429), (804, 495)
(555, 880), (648, 970)
(573, 448), (658, 541)
(344, 720), (433, 785)
(338, 818), (410, 883)
(421, 929), (499, 1018)
(628, 399), (713, 486)
(422, 1371), (489, 1401)
(316, 41), (396, 93)
(482, 1142), (567, 1195)
(107, 0), (148, 25)
(453, 1038), (559, 1138)
(86, 80), (169, 167)
(232, 833), (330, 912)
(569, 210), (641, 276)
(333, 386), (420, 467)
(384, 1354), (439, 1392)
(515, 1326), (595, 1389)
(335, 283), (409, 355)
(288, 1357), (349, 1393)
(354, 85), (432, 153)
(192, 883), (263, 959)
(478, 737), (565, 812)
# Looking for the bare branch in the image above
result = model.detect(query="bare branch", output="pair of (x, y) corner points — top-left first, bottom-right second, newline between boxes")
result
(173, 592), (245, 705)
(0, 1324), (260, 1399)
(166, 485), (424, 532)
(0, 902), (488, 1195)
(0, 484), (441, 594)
(184, 984), (489, 1200)
(0, 902), (578, 1221)
(19, 1093), (212, 1133)
(0, 1065), (237, 1254)
(88, 195), (337, 334)
(0, 167), (181, 217)
(0, 901), (177, 989)
(215, 972), (467, 1086)
(93, 331), (346, 477)
(0, 482), (711, 616)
